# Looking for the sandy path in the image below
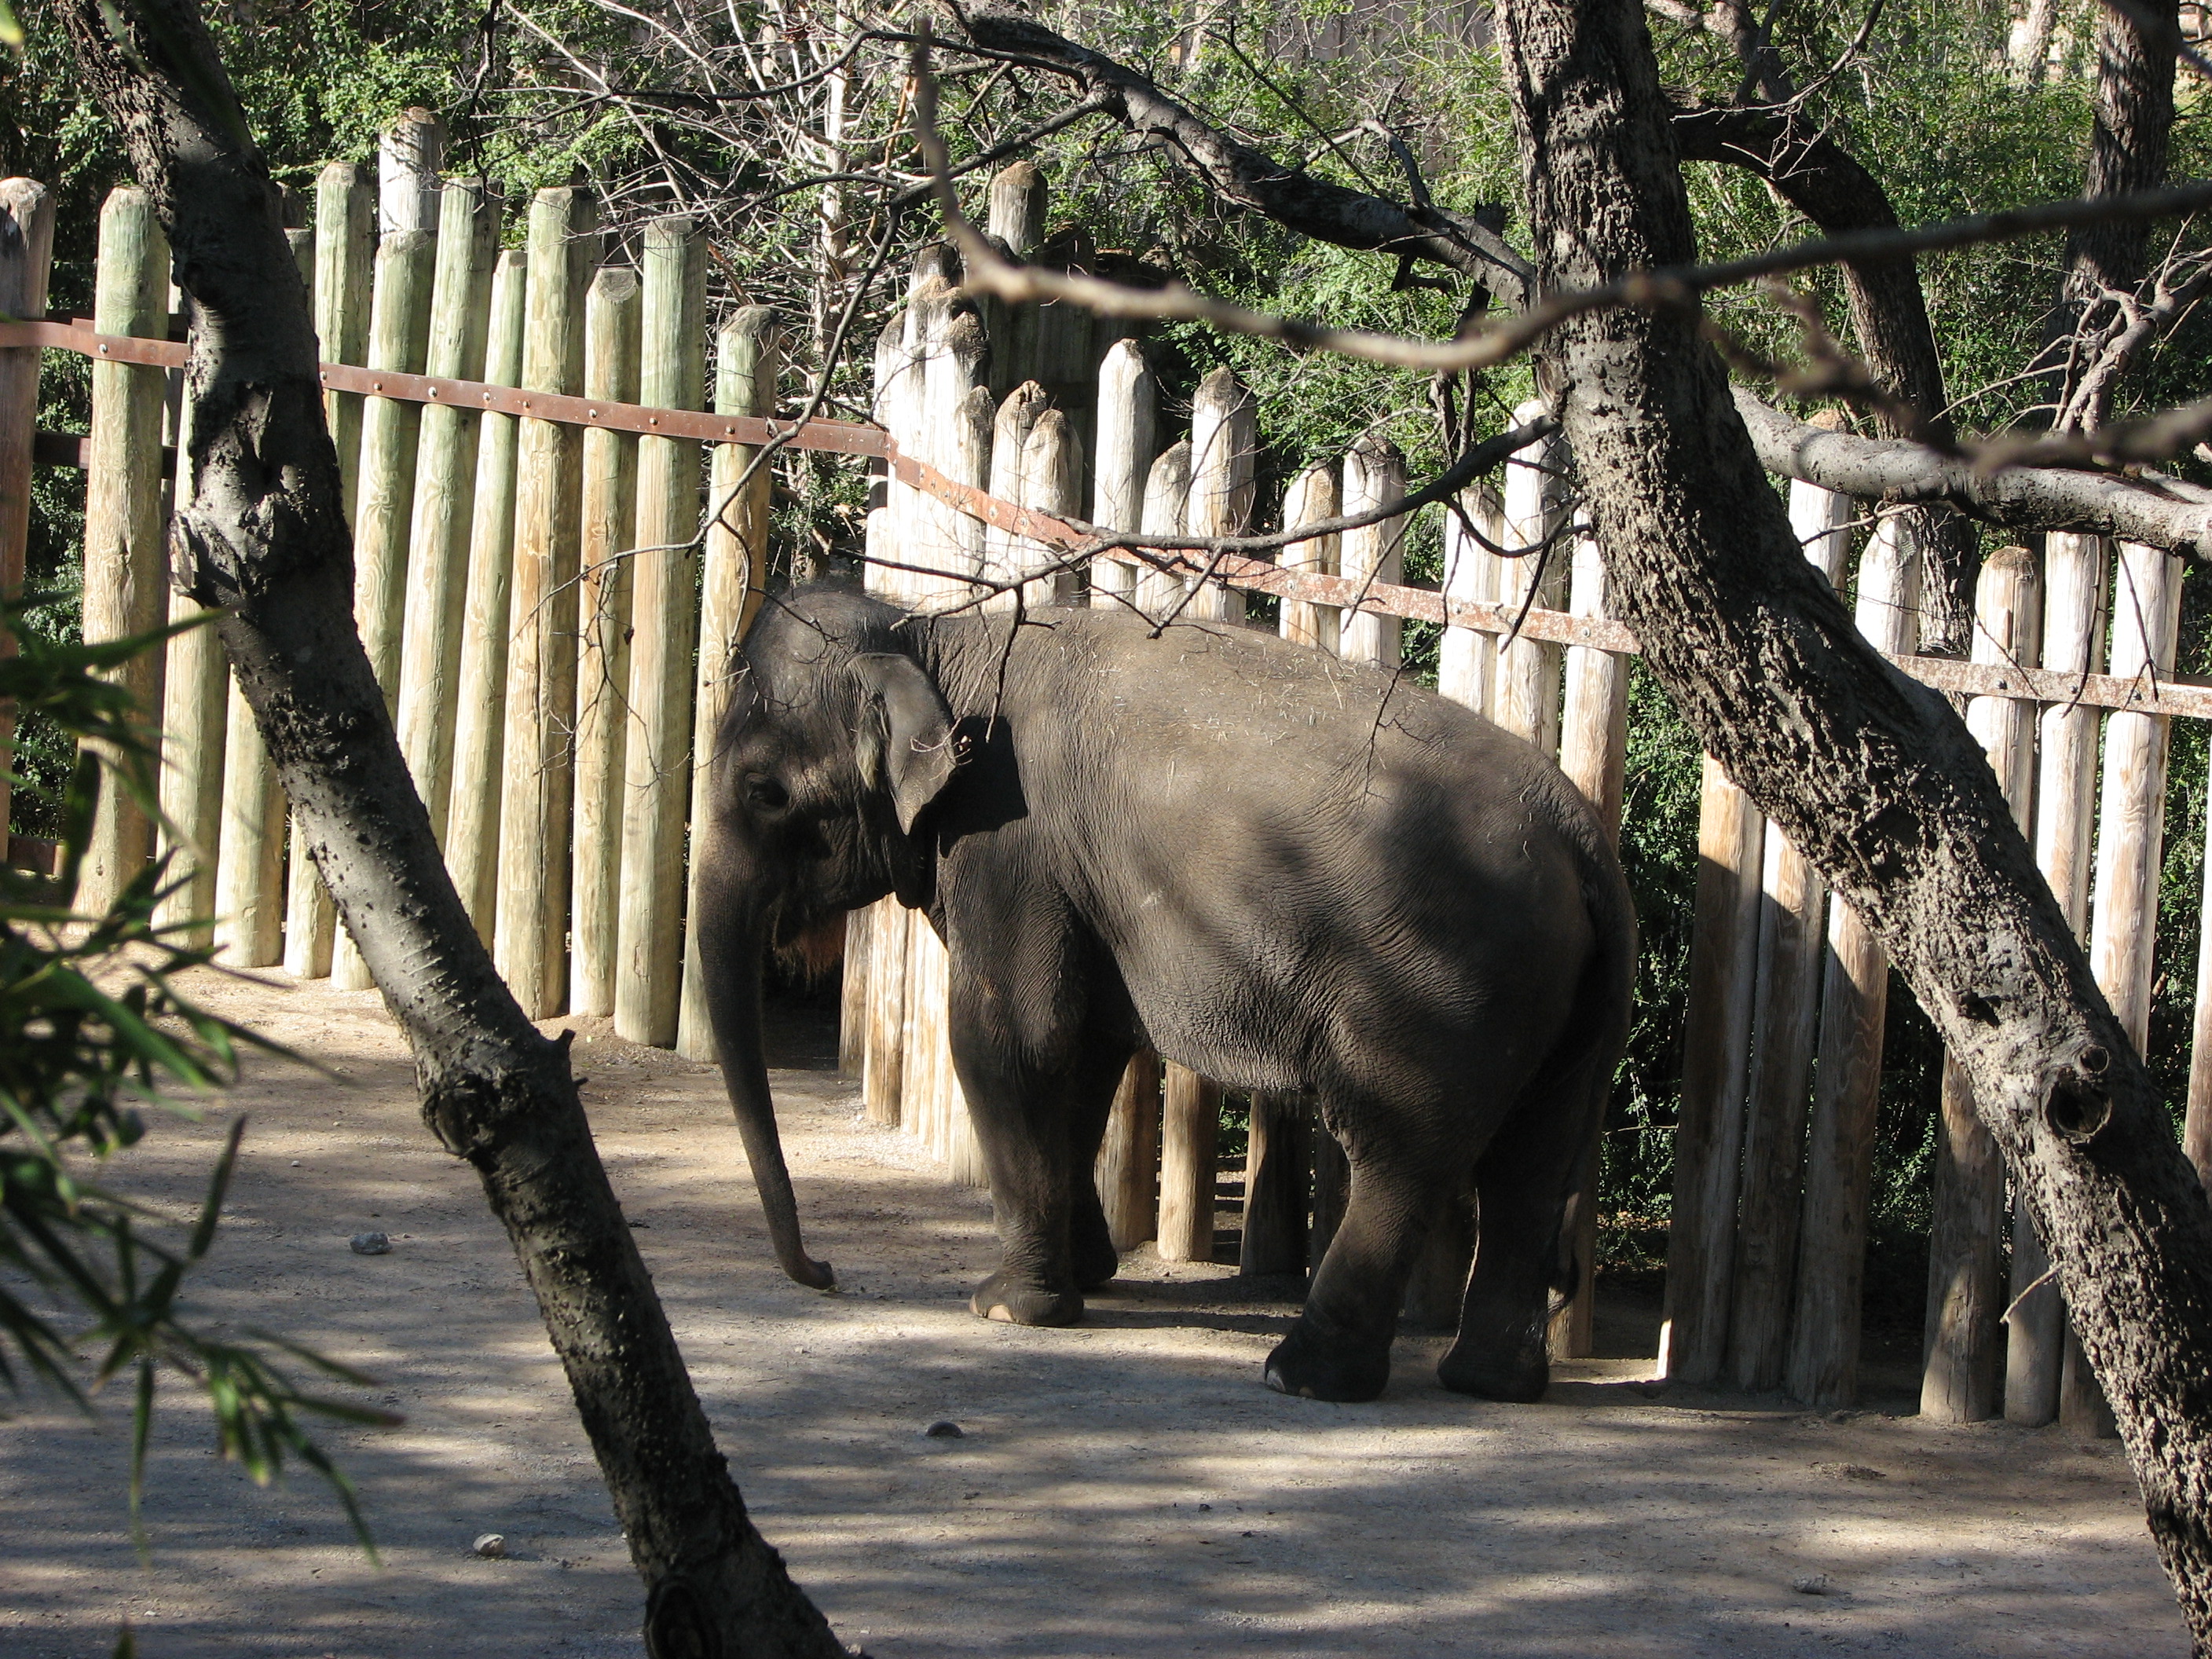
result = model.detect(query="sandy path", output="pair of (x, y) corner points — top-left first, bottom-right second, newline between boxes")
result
(0, 973), (2185, 1657)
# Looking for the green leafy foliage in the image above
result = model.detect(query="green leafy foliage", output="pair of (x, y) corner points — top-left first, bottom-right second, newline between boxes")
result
(0, 599), (397, 1550)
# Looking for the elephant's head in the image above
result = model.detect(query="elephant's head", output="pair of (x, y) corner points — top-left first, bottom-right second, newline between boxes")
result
(691, 587), (965, 1291)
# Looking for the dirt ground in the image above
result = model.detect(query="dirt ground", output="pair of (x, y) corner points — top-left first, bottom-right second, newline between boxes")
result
(0, 972), (2190, 1658)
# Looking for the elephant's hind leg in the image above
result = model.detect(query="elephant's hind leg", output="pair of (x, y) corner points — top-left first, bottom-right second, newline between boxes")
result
(1437, 1077), (1598, 1403)
(1265, 1137), (1444, 1404)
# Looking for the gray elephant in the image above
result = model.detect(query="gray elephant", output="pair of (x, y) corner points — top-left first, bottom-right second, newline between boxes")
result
(695, 584), (1635, 1404)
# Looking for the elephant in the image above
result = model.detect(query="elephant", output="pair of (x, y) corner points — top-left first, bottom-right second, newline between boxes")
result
(694, 584), (1635, 1404)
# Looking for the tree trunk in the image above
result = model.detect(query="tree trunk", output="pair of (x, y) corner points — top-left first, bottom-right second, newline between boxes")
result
(1495, 0), (2212, 1640)
(57, 3), (847, 1654)
(2053, 0), (2181, 434)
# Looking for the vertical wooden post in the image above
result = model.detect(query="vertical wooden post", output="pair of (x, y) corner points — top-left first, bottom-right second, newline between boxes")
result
(378, 108), (443, 236)
(1083, 325), (1163, 1223)
(0, 178), (55, 849)
(901, 920), (986, 1185)
(862, 902), (910, 1126)
(159, 617), (230, 951)
(2067, 538), (2181, 1437)
(676, 306), (783, 1060)
(1019, 407), (1082, 610)
(328, 217), (437, 992)
(1659, 750), (1766, 1384)
(888, 305), (987, 1160)
(2006, 530), (2106, 1423)
(1493, 403), (1569, 756)
(851, 317), (906, 1089)
(1090, 338), (1155, 609)
(858, 290), (921, 1115)
(914, 301), (989, 610)
(494, 187), (599, 1018)
(873, 255), (938, 604)
(1310, 1123), (1350, 1269)
(313, 163), (375, 526)
(1097, 1051), (1163, 1251)
(1437, 485), (1503, 714)
(1241, 1093), (1310, 1277)
(862, 318), (904, 597)
(566, 263), (643, 1020)
(899, 277), (955, 593)
(318, 218), (430, 980)
(1134, 440), (1192, 617)
(1545, 508), (1632, 1361)
(1727, 478), (1855, 1390)
(395, 178), (501, 841)
(2089, 540), (2182, 1044)
(1185, 368), (1254, 624)
(1786, 514), (1920, 1408)
(1279, 465), (1341, 653)
(211, 674), (285, 965)
(1558, 511), (1631, 837)
(610, 214), (705, 1045)
(983, 161), (1048, 397)
(441, 248), (528, 945)
(1921, 548), (2041, 1423)
(349, 225), (438, 711)
(983, 380), (1046, 605)
(1158, 1062), (1221, 1262)
(839, 908), (873, 1079)
(79, 185), (169, 915)
(1338, 436), (1405, 668)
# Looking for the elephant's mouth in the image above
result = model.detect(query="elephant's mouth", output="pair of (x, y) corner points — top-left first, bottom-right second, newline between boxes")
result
(768, 905), (848, 986)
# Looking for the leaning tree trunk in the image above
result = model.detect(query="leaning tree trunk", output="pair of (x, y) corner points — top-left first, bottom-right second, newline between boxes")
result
(1495, 0), (2212, 1642)
(57, 3), (848, 1654)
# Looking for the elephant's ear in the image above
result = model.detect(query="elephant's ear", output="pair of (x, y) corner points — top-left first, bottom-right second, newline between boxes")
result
(851, 653), (959, 833)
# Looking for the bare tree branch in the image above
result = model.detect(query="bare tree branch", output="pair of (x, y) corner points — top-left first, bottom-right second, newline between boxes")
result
(955, 5), (1532, 298)
(1734, 387), (2212, 555)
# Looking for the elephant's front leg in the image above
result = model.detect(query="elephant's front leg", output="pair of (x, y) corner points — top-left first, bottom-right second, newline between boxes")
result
(947, 983), (1127, 1327)
(1266, 1142), (1441, 1403)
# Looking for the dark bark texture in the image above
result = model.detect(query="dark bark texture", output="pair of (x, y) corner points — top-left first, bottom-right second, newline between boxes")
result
(2053, 0), (2181, 432)
(1495, 0), (2212, 1642)
(57, 3), (847, 1654)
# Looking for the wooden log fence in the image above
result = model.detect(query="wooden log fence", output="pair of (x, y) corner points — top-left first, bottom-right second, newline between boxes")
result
(13, 151), (2212, 1423)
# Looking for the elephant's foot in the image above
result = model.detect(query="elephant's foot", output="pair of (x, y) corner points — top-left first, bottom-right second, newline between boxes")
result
(1262, 1320), (1390, 1403)
(969, 1272), (1083, 1327)
(1437, 1335), (1549, 1403)
(1072, 1214), (1120, 1291)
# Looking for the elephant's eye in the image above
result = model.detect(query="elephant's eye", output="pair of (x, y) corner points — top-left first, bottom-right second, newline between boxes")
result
(744, 774), (790, 813)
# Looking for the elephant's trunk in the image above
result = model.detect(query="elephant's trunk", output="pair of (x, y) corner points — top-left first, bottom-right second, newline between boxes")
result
(694, 837), (835, 1291)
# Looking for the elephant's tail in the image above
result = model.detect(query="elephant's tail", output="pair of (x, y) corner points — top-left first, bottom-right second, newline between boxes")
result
(1542, 814), (1639, 1313)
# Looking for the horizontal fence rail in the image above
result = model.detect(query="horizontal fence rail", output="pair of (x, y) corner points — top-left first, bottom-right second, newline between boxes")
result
(11, 313), (2209, 721)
